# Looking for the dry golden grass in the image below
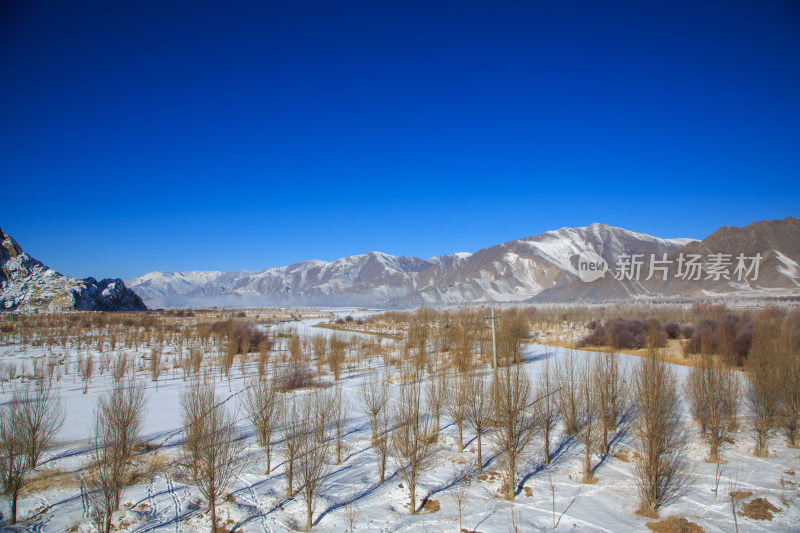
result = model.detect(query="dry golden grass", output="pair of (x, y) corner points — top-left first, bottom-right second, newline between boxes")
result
(740, 497), (781, 520)
(21, 468), (79, 495)
(646, 516), (705, 533)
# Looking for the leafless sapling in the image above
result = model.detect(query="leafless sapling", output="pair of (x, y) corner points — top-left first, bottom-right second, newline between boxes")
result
(632, 347), (690, 515)
(444, 372), (470, 451)
(391, 379), (438, 514)
(359, 370), (388, 443)
(533, 357), (559, 465)
(0, 379), (64, 524)
(297, 394), (332, 530)
(179, 378), (244, 533)
(746, 322), (782, 456)
(685, 352), (739, 462)
(489, 363), (535, 500)
(87, 374), (146, 533)
(555, 350), (580, 436)
(282, 398), (305, 497)
(593, 351), (627, 456)
(243, 375), (283, 474)
(465, 372), (489, 470)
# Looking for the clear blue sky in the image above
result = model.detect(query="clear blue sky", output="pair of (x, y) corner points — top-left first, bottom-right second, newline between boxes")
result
(2, 1), (799, 280)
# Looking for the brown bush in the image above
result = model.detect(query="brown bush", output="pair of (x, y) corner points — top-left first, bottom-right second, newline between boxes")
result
(646, 517), (704, 533)
(739, 497), (780, 520)
(578, 318), (664, 350)
(274, 359), (316, 391)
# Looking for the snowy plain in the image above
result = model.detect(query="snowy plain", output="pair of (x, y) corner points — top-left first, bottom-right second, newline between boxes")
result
(0, 310), (798, 533)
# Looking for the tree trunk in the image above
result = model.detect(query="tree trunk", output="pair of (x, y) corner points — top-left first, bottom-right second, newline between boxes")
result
(286, 460), (293, 497)
(709, 435), (720, 463)
(10, 486), (18, 524)
(306, 497), (313, 529)
(583, 444), (592, 482)
(410, 482), (416, 514)
(210, 501), (217, 533)
(265, 441), (271, 474)
(602, 427), (609, 455)
(507, 455), (516, 500)
(477, 432), (482, 471)
(544, 427), (551, 465)
(457, 422), (463, 451)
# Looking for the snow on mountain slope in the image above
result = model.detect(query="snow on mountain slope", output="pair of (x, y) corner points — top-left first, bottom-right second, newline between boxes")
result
(1, 227), (146, 312)
(127, 223), (693, 307)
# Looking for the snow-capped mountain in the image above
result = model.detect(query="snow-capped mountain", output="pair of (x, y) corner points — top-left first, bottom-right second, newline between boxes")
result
(0, 227), (146, 312)
(126, 222), (699, 307)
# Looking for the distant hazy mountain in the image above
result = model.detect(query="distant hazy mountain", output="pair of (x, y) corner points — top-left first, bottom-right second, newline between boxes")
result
(127, 222), (713, 307)
(1, 227), (146, 312)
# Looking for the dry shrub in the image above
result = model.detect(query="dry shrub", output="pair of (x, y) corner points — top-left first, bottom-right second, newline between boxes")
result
(578, 318), (665, 350)
(645, 516), (704, 533)
(20, 468), (78, 494)
(684, 315), (754, 366)
(663, 322), (682, 340)
(274, 359), (316, 391)
(739, 497), (780, 520)
(421, 498), (440, 512)
(728, 490), (753, 500)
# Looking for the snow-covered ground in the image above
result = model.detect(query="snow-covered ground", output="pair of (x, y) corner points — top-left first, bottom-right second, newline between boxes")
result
(1, 313), (798, 532)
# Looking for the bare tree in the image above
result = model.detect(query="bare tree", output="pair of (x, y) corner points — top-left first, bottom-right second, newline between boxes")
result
(533, 357), (559, 465)
(408, 309), (431, 372)
(243, 375), (283, 473)
(449, 472), (471, 532)
(22, 377), (66, 470)
(282, 398), (305, 497)
(80, 355), (94, 394)
(391, 379), (437, 514)
(328, 334), (346, 380)
(465, 372), (488, 471)
(257, 338), (270, 380)
(593, 351), (627, 456)
(685, 352), (739, 462)
(775, 323), (800, 448)
(555, 350), (580, 436)
(578, 360), (603, 483)
(220, 340), (236, 390)
(375, 407), (390, 483)
(632, 348), (690, 515)
(297, 394), (332, 529)
(150, 348), (163, 390)
(0, 379), (64, 524)
(444, 372), (470, 451)
(0, 388), (28, 525)
(489, 363), (535, 500)
(331, 384), (348, 464)
(425, 372), (445, 435)
(746, 321), (782, 456)
(180, 378), (243, 533)
(345, 492), (358, 532)
(312, 387), (336, 445)
(310, 333), (327, 369)
(87, 374), (146, 533)
(359, 370), (388, 443)
(111, 353), (128, 383)
(496, 308), (527, 365)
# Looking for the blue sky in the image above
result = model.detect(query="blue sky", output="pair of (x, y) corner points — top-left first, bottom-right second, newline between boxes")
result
(1, 1), (798, 280)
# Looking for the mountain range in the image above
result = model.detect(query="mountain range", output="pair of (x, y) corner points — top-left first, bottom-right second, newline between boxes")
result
(126, 217), (800, 308)
(1, 227), (146, 312)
